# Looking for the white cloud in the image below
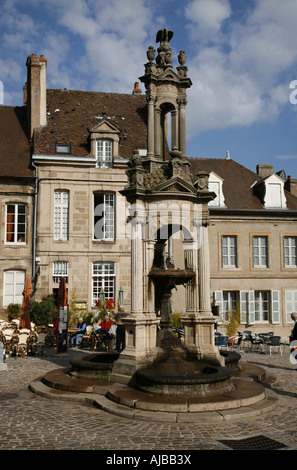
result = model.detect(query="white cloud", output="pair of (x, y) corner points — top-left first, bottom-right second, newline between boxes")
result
(185, 0), (297, 136)
(185, 0), (231, 41)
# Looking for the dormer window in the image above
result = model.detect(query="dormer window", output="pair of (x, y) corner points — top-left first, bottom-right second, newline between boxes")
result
(96, 140), (113, 168)
(55, 143), (70, 154)
(208, 172), (226, 207)
(252, 174), (287, 209)
(88, 115), (120, 168)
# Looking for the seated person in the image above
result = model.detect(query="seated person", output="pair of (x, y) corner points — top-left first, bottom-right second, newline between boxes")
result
(97, 315), (113, 342)
(71, 317), (86, 347)
(115, 313), (126, 353)
(107, 319), (117, 351)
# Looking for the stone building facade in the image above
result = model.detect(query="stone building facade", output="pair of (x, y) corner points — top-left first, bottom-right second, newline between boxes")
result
(0, 31), (297, 342)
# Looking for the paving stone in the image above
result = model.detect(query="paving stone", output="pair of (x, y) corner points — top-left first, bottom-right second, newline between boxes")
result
(0, 347), (297, 450)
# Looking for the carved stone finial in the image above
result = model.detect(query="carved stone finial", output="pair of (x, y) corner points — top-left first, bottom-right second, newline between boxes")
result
(156, 28), (174, 44)
(147, 46), (156, 62)
(155, 28), (174, 68)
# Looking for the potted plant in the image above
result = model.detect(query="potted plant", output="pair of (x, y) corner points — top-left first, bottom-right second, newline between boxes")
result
(222, 305), (241, 344)
(211, 294), (219, 316)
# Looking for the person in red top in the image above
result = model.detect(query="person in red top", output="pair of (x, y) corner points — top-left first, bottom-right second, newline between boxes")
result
(98, 315), (113, 341)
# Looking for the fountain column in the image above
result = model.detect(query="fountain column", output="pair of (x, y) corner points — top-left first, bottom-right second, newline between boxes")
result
(197, 222), (225, 365)
(110, 209), (159, 384)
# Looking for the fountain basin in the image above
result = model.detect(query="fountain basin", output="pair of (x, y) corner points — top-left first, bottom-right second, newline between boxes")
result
(68, 352), (119, 381)
(134, 347), (234, 398)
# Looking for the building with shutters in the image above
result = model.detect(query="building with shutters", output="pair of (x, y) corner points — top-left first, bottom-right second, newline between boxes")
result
(0, 45), (297, 340)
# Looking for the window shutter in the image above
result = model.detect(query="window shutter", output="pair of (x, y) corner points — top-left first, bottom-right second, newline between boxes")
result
(285, 290), (297, 323)
(248, 291), (255, 324)
(271, 290), (280, 324)
(240, 291), (248, 324)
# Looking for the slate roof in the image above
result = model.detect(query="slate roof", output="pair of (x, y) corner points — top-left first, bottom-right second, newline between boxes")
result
(189, 157), (297, 211)
(33, 89), (148, 158)
(0, 106), (32, 178)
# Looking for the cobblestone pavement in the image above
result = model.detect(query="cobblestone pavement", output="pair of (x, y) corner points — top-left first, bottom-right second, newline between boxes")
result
(0, 347), (297, 451)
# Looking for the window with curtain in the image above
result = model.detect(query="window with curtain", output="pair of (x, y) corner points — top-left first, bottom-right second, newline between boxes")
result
(93, 192), (115, 240)
(96, 140), (113, 168)
(3, 270), (25, 306)
(92, 262), (115, 306)
(221, 235), (238, 268)
(53, 261), (69, 284)
(6, 204), (26, 243)
(255, 291), (269, 322)
(253, 236), (269, 268)
(283, 236), (297, 268)
(54, 191), (69, 241)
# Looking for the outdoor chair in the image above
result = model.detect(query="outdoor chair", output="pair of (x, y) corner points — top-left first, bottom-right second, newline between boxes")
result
(266, 336), (282, 355)
(229, 333), (243, 351)
(32, 332), (47, 356)
(1, 328), (17, 357)
(81, 325), (93, 348)
(93, 330), (112, 351)
(250, 334), (264, 353)
(242, 331), (253, 351)
(15, 332), (30, 357)
(217, 335), (229, 350)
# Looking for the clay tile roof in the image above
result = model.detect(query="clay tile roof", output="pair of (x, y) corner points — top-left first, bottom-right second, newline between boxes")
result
(0, 106), (33, 177)
(188, 157), (297, 211)
(34, 89), (147, 158)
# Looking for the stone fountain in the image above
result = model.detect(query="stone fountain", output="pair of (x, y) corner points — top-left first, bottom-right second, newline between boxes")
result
(29, 28), (278, 421)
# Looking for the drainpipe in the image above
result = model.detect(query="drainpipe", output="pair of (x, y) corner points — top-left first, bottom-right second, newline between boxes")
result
(31, 160), (38, 300)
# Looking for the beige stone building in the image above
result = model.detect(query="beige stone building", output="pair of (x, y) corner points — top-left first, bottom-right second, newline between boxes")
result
(0, 39), (297, 343)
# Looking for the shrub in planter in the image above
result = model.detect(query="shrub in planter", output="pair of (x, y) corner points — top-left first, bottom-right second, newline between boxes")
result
(7, 303), (22, 321)
(29, 295), (58, 326)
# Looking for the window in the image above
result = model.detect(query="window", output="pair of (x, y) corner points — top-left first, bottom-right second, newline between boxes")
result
(253, 236), (269, 268)
(53, 261), (69, 284)
(208, 172), (226, 207)
(54, 191), (69, 241)
(55, 143), (70, 154)
(93, 193), (115, 240)
(255, 291), (269, 322)
(92, 262), (115, 306)
(3, 270), (25, 306)
(6, 204), (26, 243)
(285, 290), (297, 323)
(221, 235), (238, 268)
(96, 140), (113, 168)
(284, 236), (297, 268)
(223, 291), (238, 315)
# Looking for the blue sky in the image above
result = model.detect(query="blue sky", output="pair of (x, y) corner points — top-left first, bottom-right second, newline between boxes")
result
(1, 0), (297, 178)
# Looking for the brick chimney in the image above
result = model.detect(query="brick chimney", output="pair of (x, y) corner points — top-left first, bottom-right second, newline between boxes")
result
(257, 164), (274, 179)
(132, 82), (142, 94)
(285, 175), (297, 197)
(26, 54), (47, 138)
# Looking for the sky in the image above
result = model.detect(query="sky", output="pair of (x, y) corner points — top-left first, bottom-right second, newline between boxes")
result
(1, 0), (297, 178)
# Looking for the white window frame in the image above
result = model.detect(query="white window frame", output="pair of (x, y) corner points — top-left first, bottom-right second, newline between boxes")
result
(3, 270), (25, 307)
(53, 261), (69, 284)
(221, 235), (238, 268)
(253, 236), (269, 268)
(5, 203), (27, 244)
(208, 172), (226, 207)
(285, 290), (297, 323)
(54, 191), (69, 241)
(255, 291), (269, 323)
(93, 192), (115, 241)
(284, 236), (297, 268)
(92, 262), (115, 306)
(96, 140), (113, 168)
